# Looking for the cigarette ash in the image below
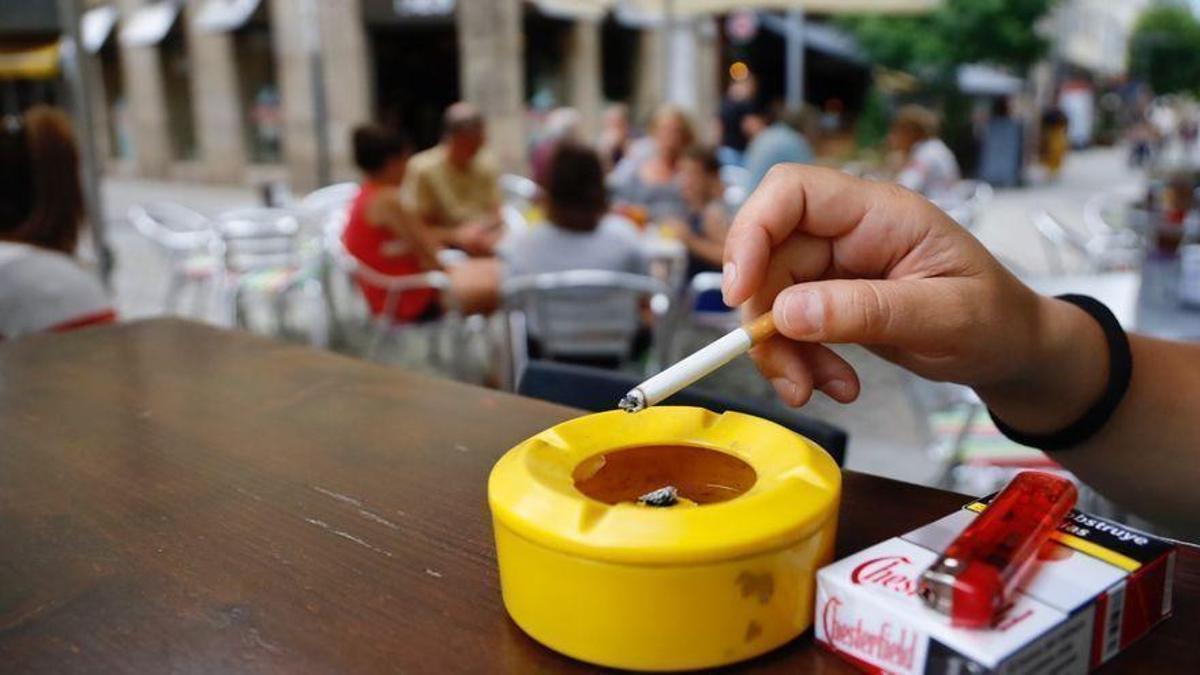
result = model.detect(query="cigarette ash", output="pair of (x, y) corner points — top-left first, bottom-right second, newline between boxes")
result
(637, 485), (679, 507)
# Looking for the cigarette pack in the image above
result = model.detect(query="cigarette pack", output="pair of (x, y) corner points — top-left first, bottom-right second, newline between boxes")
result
(815, 495), (1177, 674)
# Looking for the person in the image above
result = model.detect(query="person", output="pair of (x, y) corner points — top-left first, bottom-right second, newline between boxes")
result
(502, 142), (644, 279)
(1041, 107), (1070, 178)
(721, 163), (1200, 536)
(663, 146), (729, 280)
(743, 105), (815, 191)
(531, 107), (582, 187)
(977, 98), (1022, 188)
(718, 74), (759, 158)
(343, 123), (498, 319)
(609, 104), (694, 222)
(596, 103), (632, 172)
(0, 106), (114, 339)
(403, 102), (503, 256)
(889, 105), (961, 199)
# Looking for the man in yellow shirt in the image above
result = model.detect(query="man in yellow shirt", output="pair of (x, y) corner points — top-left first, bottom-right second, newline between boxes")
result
(404, 102), (503, 255)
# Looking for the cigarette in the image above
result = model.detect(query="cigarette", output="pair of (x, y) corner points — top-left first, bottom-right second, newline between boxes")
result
(619, 313), (777, 413)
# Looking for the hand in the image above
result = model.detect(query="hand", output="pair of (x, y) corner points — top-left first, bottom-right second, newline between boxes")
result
(722, 165), (1106, 430)
(454, 219), (502, 256)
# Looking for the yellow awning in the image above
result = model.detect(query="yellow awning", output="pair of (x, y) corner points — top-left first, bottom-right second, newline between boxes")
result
(0, 42), (60, 80)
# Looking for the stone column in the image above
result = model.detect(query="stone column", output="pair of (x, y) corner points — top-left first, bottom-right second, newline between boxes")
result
(631, 28), (663, 125)
(632, 18), (719, 137)
(317, 0), (372, 184)
(268, 0), (319, 191)
(456, 0), (526, 174)
(565, 17), (603, 141)
(115, 0), (171, 177)
(183, 3), (247, 183)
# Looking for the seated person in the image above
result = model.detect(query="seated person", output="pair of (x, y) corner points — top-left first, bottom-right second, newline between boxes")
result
(608, 104), (694, 222)
(343, 124), (498, 320)
(663, 146), (730, 281)
(889, 105), (961, 199)
(0, 106), (114, 339)
(502, 142), (645, 278)
(501, 143), (649, 367)
(403, 102), (504, 256)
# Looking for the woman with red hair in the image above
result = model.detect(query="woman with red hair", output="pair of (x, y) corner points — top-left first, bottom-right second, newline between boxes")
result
(0, 106), (114, 339)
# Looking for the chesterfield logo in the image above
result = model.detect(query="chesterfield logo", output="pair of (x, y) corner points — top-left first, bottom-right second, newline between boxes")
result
(822, 596), (919, 671)
(850, 555), (920, 597)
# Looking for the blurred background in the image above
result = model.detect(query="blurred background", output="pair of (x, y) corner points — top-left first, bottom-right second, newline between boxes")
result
(4, 0), (1199, 533)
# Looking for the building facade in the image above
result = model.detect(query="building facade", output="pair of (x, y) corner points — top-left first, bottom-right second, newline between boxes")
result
(76, 0), (721, 193)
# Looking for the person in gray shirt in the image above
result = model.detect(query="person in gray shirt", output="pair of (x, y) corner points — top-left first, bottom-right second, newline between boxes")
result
(502, 142), (645, 278)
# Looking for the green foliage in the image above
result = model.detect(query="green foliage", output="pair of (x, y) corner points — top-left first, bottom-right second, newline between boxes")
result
(1128, 4), (1200, 96)
(855, 85), (891, 149)
(839, 0), (1056, 79)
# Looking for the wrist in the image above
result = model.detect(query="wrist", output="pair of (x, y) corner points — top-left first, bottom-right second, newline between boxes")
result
(977, 294), (1109, 434)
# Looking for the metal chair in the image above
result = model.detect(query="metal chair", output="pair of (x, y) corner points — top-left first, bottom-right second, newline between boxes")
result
(934, 180), (993, 231)
(516, 359), (847, 466)
(298, 182), (359, 217)
(500, 173), (538, 207)
(212, 207), (324, 342)
(127, 202), (217, 316)
(1031, 209), (1138, 275)
(321, 218), (461, 366)
(501, 270), (673, 387)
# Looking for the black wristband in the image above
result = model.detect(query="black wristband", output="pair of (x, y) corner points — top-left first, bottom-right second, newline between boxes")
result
(988, 294), (1133, 451)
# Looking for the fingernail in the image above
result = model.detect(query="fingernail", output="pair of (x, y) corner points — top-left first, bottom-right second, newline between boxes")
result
(824, 379), (852, 401)
(721, 261), (738, 304)
(770, 378), (795, 403)
(780, 290), (824, 337)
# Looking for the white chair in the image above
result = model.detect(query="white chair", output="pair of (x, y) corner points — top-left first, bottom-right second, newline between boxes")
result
(298, 182), (359, 218)
(1031, 209), (1139, 275)
(501, 270), (673, 388)
(500, 173), (538, 207)
(935, 180), (993, 231)
(127, 202), (217, 317)
(667, 272), (739, 361)
(212, 207), (324, 342)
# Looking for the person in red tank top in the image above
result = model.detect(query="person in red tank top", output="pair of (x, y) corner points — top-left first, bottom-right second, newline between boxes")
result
(342, 125), (444, 321)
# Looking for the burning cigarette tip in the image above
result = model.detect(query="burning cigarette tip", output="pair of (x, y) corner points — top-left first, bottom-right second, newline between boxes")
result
(618, 390), (645, 413)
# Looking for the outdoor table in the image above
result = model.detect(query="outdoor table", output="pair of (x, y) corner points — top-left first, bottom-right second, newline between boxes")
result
(1, 319), (1196, 673)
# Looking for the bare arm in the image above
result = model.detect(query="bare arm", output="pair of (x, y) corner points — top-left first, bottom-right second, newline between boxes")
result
(366, 192), (444, 271)
(722, 164), (1200, 537)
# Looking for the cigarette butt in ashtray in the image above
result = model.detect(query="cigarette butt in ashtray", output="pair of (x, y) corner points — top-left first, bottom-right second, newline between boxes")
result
(620, 312), (777, 412)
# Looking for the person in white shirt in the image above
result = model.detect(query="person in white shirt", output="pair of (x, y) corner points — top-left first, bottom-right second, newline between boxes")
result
(889, 105), (961, 200)
(0, 106), (113, 340)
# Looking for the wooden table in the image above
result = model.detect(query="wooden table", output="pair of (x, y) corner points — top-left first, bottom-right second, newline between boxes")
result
(1, 319), (1196, 673)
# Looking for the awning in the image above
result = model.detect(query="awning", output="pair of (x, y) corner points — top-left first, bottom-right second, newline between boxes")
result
(81, 5), (119, 54)
(194, 0), (263, 33)
(539, 0), (940, 21)
(0, 42), (60, 80)
(119, 0), (182, 48)
(957, 64), (1023, 96)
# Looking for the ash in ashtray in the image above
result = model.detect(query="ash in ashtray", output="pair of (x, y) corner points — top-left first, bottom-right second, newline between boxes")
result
(637, 485), (679, 507)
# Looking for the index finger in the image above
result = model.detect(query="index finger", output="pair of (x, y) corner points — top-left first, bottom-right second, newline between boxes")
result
(722, 165), (878, 306)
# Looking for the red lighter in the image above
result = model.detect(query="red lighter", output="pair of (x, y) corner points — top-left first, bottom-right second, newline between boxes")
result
(918, 471), (1078, 628)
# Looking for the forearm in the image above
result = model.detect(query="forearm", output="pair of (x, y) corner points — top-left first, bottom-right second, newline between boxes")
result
(980, 297), (1200, 535)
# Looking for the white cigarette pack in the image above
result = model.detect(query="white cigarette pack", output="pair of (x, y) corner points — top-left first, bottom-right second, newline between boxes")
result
(815, 496), (1177, 674)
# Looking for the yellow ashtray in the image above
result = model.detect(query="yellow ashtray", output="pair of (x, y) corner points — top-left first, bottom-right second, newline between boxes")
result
(488, 406), (841, 671)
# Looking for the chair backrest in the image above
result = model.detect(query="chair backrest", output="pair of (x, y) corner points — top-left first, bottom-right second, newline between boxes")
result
(935, 180), (993, 230)
(128, 202), (213, 253)
(298, 182), (359, 215)
(213, 207), (303, 274)
(503, 270), (670, 360)
(500, 173), (538, 205)
(517, 359), (847, 466)
(1030, 209), (1091, 274)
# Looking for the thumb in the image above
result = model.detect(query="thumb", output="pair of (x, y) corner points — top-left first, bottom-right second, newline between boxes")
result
(772, 278), (969, 348)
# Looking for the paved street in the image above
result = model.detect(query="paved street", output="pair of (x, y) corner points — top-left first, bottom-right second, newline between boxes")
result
(93, 145), (1146, 489)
